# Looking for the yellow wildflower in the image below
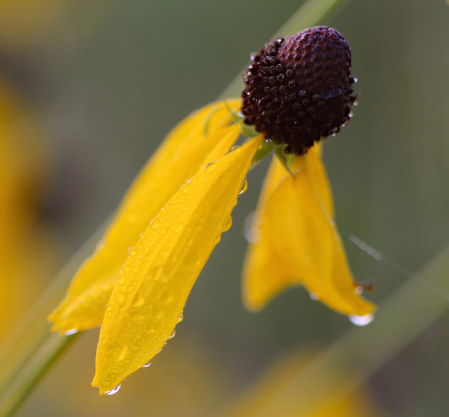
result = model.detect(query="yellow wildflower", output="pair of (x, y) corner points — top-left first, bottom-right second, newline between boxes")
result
(219, 349), (382, 417)
(49, 27), (375, 395)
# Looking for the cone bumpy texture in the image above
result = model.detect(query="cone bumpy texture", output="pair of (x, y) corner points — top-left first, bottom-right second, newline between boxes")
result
(241, 26), (357, 155)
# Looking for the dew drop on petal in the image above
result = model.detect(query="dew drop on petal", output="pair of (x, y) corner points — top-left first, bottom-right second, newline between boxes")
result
(104, 384), (121, 395)
(142, 361), (151, 368)
(177, 313), (184, 323)
(168, 330), (176, 339)
(215, 235), (221, 244)
(223, 216), (232, 232)
(348, 313), (374, 326)
(231, 145), (240, 151)
(64, 329), (78, 336)
(204, 162), (216, 171)
(309, 292), (318, 300)
(239, 179), (248, 195)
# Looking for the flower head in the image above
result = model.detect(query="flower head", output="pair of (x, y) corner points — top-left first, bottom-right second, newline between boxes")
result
(242, 26), (357, 155)
(49, 27), (374, 395)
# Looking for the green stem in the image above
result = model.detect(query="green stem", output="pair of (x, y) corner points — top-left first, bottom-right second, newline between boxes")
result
(0, 0), (360, 414)
(0, 218), (108, 415)
(0, 334), (78, 417)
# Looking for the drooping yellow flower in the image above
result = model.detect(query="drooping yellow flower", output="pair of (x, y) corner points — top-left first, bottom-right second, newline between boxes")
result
(49, 27), (375, 394)
(218, 349), (382, 417)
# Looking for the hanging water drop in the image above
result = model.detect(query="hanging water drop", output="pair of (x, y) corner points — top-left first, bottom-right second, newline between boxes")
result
(348, 313), (374, 326)
(142, 361), (151, 368)
(355, 286), (364, 294)
(104, 384), (121, 395)
(239, 179), (248, 195)
(309, 292), (318, 300)
(64, 329), (78, 336)
(168, 330), (176, 339)
(177, 313), (184, 323)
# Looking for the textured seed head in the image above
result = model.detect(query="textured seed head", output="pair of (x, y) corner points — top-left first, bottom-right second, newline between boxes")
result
(241, 26), (358, 155)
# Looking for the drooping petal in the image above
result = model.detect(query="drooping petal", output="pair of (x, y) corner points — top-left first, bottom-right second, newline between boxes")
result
(92, 136), (263, 394)
(49, 100), (241, 333)
(243, 147), (374, 315)
(242, 156), (296, 311)
(305, 145), (334, 218)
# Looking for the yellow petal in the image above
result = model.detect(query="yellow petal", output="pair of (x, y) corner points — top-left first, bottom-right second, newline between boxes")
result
(243, 147), (374, 315)
(242, 156), (296, 311)
(92, 136), (262, 394)
(266, 159), (374, 315)
(49, 100), (241, 333)
(305, 145), (334, 218)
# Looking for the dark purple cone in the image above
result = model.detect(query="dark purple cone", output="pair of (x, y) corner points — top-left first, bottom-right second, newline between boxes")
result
(241, 26), (357, 155)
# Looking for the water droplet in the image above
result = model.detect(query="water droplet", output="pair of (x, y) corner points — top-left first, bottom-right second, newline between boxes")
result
(348, 112), (353, 118)
(142, 361), (151, 368)
(231, 145), (240, 151)
(332, 133), (337, 137)
(355, 286), (364, 294)
(104, 384), (121, 395)
(215, 235), (221, 244)
(177, 313), (184, 323)
(168, 330), (176, 339)
(309, 292), (318, 300)
(223, 216), (232, 232)
(204, 162), (216, 170)
(245, 227), (261, 243)
(353, 77), (358, 83)
(128, 247), (136, 256)
(348, 313), (374, 326)
(64, 329), (78, 336)
(239, 179), (248, 195)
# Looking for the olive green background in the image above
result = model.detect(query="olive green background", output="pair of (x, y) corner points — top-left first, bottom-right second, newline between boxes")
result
(3, 0), (449, 415)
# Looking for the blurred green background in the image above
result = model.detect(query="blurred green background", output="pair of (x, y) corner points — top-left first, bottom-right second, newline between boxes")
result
(1, 0), (449, 416)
